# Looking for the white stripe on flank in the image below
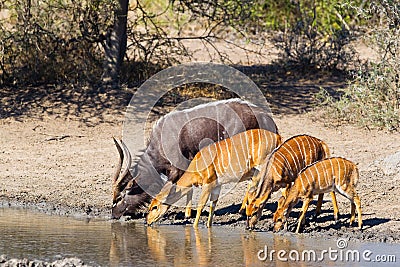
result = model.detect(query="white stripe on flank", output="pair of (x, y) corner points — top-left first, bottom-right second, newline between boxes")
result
(307, 137), (314, 166)
(288, 141), (300, 172)
(321, 160), (329, 188)
(239, 132), (246, 173)
(291, 140), (301, 172)
(251, 130), (255, 160)
(300, 136), (308, 165)
(248, 132), (254, 169)
(195, 153), (200, 176)
(316, 163), (321, 189)
(218, 142), (226, 176)
(262, 130), (268, 157)
(282, 145), (298, 175)
(273, 153), (283, 177)
(279, 150), (293, 178)
(263, 131), (270, 160)
(238, 134), (245, 173)
(270, 132), (275, 151)
(293, 137), (303, 169)
(272, 165), (280, 177)
(257, 130), (262, 164)
(205, 145), (213, 178)
(225, 139), (235, 176)
(218, 141), (225, 173)
(304, 168), (311, 186)
(336, 157), (341, 186)
(274, 152), (285, 168)
(342, 159), (347, 186)
(231, 134), (240, 175)
(214, 142), (221, 176)
(310, 162), (319, 189)
(201, 149), (208, 172)
(223, 140), (230, 172)
(329, 158), (334, 185)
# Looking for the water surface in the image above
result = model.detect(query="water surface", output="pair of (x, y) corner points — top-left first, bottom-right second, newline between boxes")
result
(0, 208), (398, 266)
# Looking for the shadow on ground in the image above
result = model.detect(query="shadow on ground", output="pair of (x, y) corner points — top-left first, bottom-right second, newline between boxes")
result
(0, 64), (348, 124)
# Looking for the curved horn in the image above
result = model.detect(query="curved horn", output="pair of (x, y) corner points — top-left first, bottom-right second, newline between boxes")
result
(112, 137), (124, 184)
(114, 139), (133, 191)
(118, 139), (132, 183)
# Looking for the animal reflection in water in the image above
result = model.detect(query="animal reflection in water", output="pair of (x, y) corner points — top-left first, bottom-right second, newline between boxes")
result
(242, 234), (303, 267)
(109, 222), (312, 266)
(109, 223), (212, 266)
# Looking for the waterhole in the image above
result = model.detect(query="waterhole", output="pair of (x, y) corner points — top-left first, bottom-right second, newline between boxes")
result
(0, 208), (398, 266)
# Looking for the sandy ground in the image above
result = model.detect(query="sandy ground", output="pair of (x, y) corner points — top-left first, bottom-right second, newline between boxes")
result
(1, 69), (400, 244)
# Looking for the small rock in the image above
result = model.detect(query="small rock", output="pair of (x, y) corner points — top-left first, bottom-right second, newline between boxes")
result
(375, 152), (400, 175)
(51, 257), (86, 267)
(0, 254), (9, 263)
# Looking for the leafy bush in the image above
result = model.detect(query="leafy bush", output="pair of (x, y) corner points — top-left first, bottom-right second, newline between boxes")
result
(268, 0), (361, 70)
(317, 0), (400, 130)
(0, 0), (257, 86)
(0, 0), (115, 85)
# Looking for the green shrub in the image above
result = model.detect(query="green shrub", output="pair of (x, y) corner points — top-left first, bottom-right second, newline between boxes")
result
(0, 0), (116, 85)
(269, 0), (363, 70)
(317, 0), (400, 130)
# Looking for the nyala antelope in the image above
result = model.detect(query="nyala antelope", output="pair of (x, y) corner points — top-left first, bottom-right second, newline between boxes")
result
(147, 129), (282, 228)
(273, 157), (362, 233)
(112, 99), (278, 219)
(245, 135), (339, 229)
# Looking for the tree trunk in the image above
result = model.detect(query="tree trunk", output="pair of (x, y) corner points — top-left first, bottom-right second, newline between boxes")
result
(101, 0), (129, 88)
